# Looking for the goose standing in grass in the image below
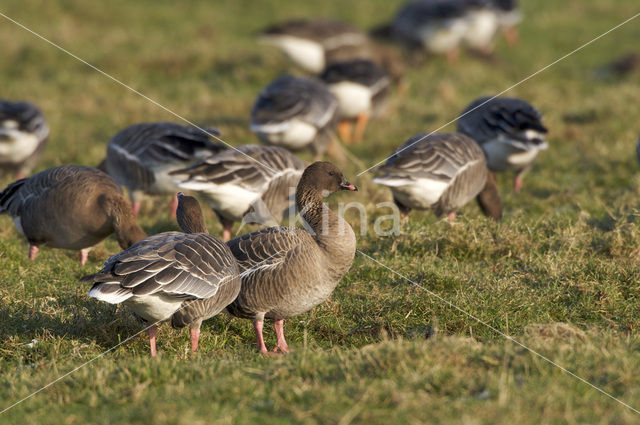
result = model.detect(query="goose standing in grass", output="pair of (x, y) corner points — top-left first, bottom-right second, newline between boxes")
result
(390, 0), (470, 63)
(0, 165), (146, 265)
(226, 162), (357, 355)
(457, 96), (548, 194)
(259, 19), (372, 73)
(101, 122), (225, 219)
(319, 59), (391, 144)
(0, 99), (49, 178)
(171, 145), (306, 241)
(82, 193), (241, 357)
(250, 75), (340, 161)
(372, 133), (502, 221)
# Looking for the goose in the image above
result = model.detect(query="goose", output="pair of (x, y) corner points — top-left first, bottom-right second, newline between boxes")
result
(461, 0), (500, 54)
(319, 59), (391, 144)
(82, 193), (241, 357)
(492, 0), (521, 45)
(101, 122), (225, 218)
(372, 132), (502, 221)
(390, 0), (471, 63)
(0, 165), (147, 265)
(0, 99), (49, 178)
(170, 145), (306, 241)
(456, 96), (548, 193)
(226, 162), (357, 354)
(250, 75), (339, 160)
(259, 19), (373, 73)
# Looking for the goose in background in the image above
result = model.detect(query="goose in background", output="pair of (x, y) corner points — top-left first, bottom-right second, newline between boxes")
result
(492, 0), (521, 45)
(0, 165), (146, 265)
(171, 145), (306, 241)
(389, 0), (471, 63)
(100, 122), (225, 218)
(319, 59), (391, 144)
(82, 193), (241, 357)
(250, 75), (342, 162)
(457, 96), (548, 194)
(226, 162), (357, 355)
(259, 19), (372, 73)
(0, 99), (49, 178)
(372, 132), (502, 221)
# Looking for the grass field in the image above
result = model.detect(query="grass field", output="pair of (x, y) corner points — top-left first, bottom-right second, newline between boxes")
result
(2, 0), (640, 423)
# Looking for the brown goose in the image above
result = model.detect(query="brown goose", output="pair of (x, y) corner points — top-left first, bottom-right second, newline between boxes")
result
(82, 193), (241, 357)
(171, 145), (306, 241)
(0, 165), (146, 264)
(101, 122), (225, 218)
(226, 162), (357, 354)
(372, 132), (502, 221)
(0, 99), (49, 178)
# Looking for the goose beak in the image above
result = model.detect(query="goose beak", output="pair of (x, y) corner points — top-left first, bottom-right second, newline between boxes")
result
(177, 192), (185, 199)
(340, 181), (358, 191)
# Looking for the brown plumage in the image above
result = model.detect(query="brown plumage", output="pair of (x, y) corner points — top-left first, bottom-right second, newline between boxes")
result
(0, 165), (146, 264)
(226, 162), (358, 354)
(83, 193), (241, 357)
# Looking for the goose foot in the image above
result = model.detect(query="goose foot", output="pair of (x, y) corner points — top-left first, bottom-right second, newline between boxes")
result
(190, 327), (201, 353)
(254, 320), (269, 355)
(338, 121), (353, 144)
(169, 197), (179, 219)
(148, 325), (158, 358)
(78, 248), (91, 266)
(353, 113), (370, 143)
(514, 175), (524, 194)
(273, 319), (290, 354)
(132, 201), (142, 218)
(503, 27), (519, 46)
(447, 212), (457, 223)
(28, 245), (39, 261)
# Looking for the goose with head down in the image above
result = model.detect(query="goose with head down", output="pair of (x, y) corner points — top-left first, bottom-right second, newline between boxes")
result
(0, 165), (146, 265)
(171, 145), (306, 241)
(226, 162), (357, 355)
(101, 122), (225, 218)
(372, 132), (502, 221)
(82, 193), (241, 357)
(456, 96), (548, 194)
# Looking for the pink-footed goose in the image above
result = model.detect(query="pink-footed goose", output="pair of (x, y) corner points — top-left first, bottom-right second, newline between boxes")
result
(226, 162), (357, 354)
(259, 19), (373, 73)
(319, 59), (391, 144)
(82, 193), (241, 357)
(0, 99), (49, 178)
(250, 75), (340, 161)
(101, 122), (225, 218)
(456, 96), (548, 194)
(372, 132), (502, 221)
(170, 145), (306, 241)
(0, 165), (147, 265)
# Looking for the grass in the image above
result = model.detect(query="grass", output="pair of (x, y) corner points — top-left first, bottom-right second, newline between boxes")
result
(1, 0), (640, 423)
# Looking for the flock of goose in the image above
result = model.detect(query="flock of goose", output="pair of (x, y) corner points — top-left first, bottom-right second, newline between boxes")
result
(0, 0), (568, 356)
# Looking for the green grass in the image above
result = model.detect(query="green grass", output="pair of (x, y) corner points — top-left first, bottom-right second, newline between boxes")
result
(2, 0), (640, 423)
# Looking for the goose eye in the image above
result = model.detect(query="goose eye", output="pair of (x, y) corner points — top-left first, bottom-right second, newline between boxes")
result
(328, 171), (336, 176)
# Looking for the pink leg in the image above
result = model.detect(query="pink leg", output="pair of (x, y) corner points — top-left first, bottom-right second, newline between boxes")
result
(503, 27), (519, 46)
(148, 325), (158, 358)
(338, 121), (353, 144)
(168, 197), (179, 219)
(132, 201), (141, 218)
(514, 174), (524, 194)
(222, 224), (232, 242)
(253, 320), (270, 355)
(78, 248), (90, 266)
(273, 319), (289, 353)
(190, 327), (201, 353)
(352, 113), (370, 143)
(447, 212), (457, 222)
(28, 245), (39, 261)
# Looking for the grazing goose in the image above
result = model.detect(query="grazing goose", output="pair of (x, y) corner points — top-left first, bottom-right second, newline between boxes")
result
(82, 193), (241, 357)
(372, 132), (502, 221)
(250, 75), (339, 160)
(390, 0), (470, 63)
(101, 122), (225, 218)
(319, 59), (391, 144)
(0, 99), (49, 178)
(226, 162), (357, 354)
(171, 145), (306, 241)
(456, 96), (548, 193)
(0, 165), (146, 264)
(461, 0), (500, 54)
(259, 19), (372, 73)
